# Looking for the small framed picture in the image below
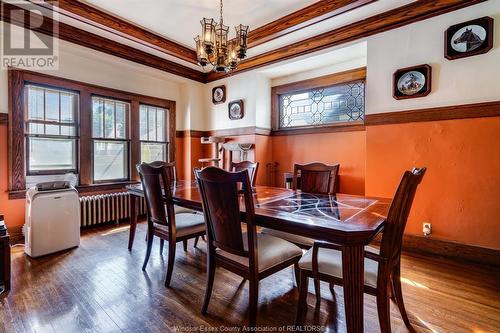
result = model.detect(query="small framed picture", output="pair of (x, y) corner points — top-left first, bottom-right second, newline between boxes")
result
(228, 100), (244, 120)
(212, 85), (226, 104)
(393, 64), (432, 100)
(445, 16), (493, 60)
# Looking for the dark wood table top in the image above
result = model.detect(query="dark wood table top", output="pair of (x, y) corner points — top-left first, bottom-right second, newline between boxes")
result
(127, 181), (391, 246)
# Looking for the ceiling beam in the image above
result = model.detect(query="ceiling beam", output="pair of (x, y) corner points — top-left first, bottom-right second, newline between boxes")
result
(42, 0), (198, 65)
(207, 0), (486, 82)
(247, 0), (376, 48)
(0, 1), (206, 82)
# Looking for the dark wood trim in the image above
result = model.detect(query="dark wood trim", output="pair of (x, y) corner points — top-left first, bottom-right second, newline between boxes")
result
(1, 2), (206, 83)
(247, 0), (375, 47)
(0, 113), (7, 125)
(271, 67), (366, 131)
(207, 0), (485, 81)
(8, 69), (176, 196)
(365, 101), (500, 126)
(176, 130), (207, 138)
(402, 234), (500, 267)
(43, 0), (198, 65)
(176, 127), (272, 138)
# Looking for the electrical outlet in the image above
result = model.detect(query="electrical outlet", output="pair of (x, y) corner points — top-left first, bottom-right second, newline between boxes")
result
(423, 222), (432, 236)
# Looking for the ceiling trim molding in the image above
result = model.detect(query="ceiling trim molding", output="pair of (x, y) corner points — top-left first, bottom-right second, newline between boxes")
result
(1, 1), (206, 82)
(42, 0), (199, 64)
(248, 0), (376, 48)
(207, 0), (486, 82)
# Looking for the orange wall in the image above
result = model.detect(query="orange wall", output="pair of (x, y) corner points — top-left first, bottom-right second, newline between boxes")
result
(365, 117), (500, 250)
(271, 130), (366, 195)
(0, 124), (25, 230)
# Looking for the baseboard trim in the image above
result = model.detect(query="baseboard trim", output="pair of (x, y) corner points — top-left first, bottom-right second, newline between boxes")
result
(400, 234), (500, 267)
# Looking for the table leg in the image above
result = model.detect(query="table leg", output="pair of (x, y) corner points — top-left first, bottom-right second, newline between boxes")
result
(342, 244), (364, 333)
(128, 195), (138, 251)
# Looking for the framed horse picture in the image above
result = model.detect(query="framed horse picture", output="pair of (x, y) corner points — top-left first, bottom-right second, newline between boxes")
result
(445, 17), (493, 60)
(393, 64), (432, 100)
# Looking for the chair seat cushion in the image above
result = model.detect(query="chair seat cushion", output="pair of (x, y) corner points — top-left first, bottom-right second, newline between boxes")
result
(154, 212), (205, 238)
(216, 233), (302, 272)
(174, 205), (195, 215)
(260, 228), (315, 247)
(299, 247), (379, 288)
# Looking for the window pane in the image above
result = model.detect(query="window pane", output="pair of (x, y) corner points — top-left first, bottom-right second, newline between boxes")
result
(139, 105), (148, 140)
(60, 125), (76, 136)
(141, 143), (166, 163)
(28, 138), (76, 171)
(60, 93), (74, 123)
(45, 124), (60, 135)
(279, 82), (365, 128)
(45, 89), (60, 121)
(156, 108), (165, 142)
(104, 100), (115, 138)
(28, 123), (44, 135)
(148, 107), (156, 141)
(115, 103), (126, 139)
(28, 87), (44, 120)
(92, 99), (104, 138)
(93, 141), (128, 181)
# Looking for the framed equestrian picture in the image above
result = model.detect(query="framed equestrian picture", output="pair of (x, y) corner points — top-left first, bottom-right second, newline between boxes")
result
(445, 17), (493, 60)
(212, 85), (226, 104)
(228, 100), (244, 120)
(393, 64), (432, 100)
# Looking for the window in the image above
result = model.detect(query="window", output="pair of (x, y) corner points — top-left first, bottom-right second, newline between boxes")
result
(92, 97), (129, 182)
(139, 104), (168, 163)
(25, 85), (79, 174)
(279, 82), (365, 129)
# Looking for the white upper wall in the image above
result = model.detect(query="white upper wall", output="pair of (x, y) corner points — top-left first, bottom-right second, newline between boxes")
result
(366, 0), (500, 114)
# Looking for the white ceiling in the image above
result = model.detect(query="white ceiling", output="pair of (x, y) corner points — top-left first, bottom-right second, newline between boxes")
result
(81, 0), (319, 48)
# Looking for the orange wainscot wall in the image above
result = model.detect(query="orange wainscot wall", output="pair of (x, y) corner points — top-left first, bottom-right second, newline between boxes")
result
(365, 117), (500, 250)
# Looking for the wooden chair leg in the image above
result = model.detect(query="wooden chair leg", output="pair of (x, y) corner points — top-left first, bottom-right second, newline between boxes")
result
(295, 271), (309, 325)
(194, 236), (199, 248)
(201, 252), (216, 314)
(314, 278), (321, 304)
(248, 279), (259, 327)
(377, 282), (392, 333)
(183, 240), (188, 252)
(329, 283), (335, 299)
(392, 262), (411, 328)
(164, 240), (176, 287)
(142, 228), (154, 271)
(202, 235), (206, 241)
(293, 263), (300, 287)
(160, 239), (164, 254)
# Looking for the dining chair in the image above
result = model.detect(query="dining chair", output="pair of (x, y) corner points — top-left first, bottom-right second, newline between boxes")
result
(195, 166), (303, 326)
(296, 167), (427, 333)
(230, 161), (259, 187)
(263, 162), (340, 248)
(137, 161), (206, 287)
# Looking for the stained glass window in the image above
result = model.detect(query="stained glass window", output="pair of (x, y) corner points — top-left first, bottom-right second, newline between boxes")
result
(279, 81), (364, 129)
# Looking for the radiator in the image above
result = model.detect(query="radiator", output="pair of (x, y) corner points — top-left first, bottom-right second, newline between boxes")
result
(79, 192), (146, 227)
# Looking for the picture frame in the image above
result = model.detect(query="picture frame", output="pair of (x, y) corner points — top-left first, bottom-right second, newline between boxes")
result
(393, 64), (432, 100)
(228, 100), (244, 120)
(212, 85), (226, 104)
(445, 16), (494, 60)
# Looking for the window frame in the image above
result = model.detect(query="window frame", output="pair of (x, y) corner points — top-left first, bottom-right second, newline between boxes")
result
(271, 67), (366, 136)
(139, 103), (169, 163)
(8, 69), (176, 198)
(24, 84), (80, 176)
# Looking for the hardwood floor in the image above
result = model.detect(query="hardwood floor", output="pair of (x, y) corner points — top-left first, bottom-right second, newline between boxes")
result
(1, 222), (499, 332)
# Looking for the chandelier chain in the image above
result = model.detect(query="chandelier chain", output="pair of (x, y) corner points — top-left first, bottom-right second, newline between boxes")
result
(219, 0), (223, 25)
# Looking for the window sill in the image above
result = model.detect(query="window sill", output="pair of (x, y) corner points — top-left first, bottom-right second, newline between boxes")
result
(8, 180), (140, 200)
(271, 121), (365, 136)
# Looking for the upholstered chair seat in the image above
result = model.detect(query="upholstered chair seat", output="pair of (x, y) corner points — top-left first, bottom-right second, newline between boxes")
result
(261, 229), (315, 247)
(154, 212), (205, 238)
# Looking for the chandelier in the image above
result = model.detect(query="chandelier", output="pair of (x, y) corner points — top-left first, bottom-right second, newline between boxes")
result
(194, 0), (249, 73)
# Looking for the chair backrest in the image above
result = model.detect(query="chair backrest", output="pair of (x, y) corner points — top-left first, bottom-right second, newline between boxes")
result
(231, 161), (259, 187)
(137, 161), (176, 229)
(380, 167), (426, 265)
(293, 162), (340, 194)
(195, 167), (257, 261)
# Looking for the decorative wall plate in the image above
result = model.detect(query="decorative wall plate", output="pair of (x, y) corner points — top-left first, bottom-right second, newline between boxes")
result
(228, 100), (244, 120)
(445, 17), (493, 60)
(393, 64), (431, 100)
(212, 85), (226, 104)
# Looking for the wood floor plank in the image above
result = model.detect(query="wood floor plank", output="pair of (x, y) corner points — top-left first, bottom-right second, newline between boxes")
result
(1, 222), (499, 332)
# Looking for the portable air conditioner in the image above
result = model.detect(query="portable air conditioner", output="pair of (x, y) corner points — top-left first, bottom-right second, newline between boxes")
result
(25, 182), (80, 258)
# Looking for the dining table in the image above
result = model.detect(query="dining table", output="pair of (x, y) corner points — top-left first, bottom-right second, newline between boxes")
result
(127, 180), (391, 333)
